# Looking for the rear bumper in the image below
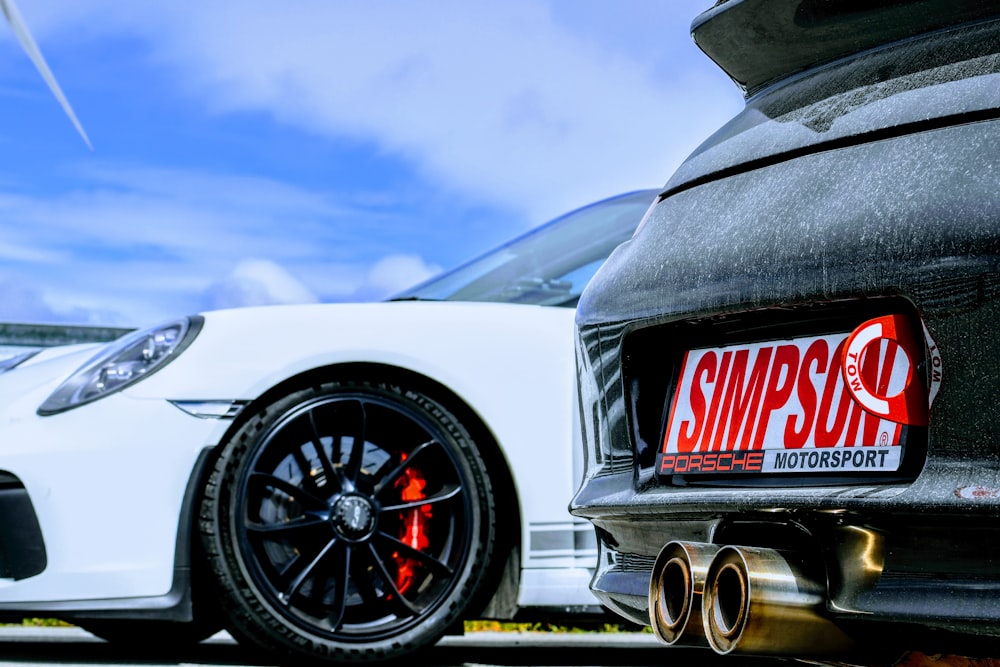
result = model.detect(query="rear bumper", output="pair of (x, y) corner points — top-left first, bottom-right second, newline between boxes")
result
(573, 462), (1000, 639)
(572, 294), (1000, 642)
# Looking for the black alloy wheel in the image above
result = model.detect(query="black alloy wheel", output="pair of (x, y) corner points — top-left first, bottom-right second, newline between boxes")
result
(200, 379), (496, 663)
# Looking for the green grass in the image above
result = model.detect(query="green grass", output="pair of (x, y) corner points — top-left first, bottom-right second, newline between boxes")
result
(7, 618), (71, 627)
(464, 620), (650, 633)
(7, 618), (645, 633)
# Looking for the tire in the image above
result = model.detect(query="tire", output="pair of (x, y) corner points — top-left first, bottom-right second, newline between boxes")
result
(200, 379), (496, 664)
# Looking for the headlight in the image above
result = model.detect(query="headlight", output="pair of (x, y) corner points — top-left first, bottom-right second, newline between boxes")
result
(37, 316), (203, 415)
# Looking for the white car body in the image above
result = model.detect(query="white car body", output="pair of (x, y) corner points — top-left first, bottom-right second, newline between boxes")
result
(0, 301), (592, 610)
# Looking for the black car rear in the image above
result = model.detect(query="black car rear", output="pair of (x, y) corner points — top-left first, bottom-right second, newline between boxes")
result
(572, 0), (1000, 658)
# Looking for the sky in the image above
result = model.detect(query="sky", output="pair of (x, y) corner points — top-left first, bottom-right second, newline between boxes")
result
(0, 1), (743, 327)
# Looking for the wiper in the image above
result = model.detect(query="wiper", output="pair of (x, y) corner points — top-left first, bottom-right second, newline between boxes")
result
(498, 277), (572, 299)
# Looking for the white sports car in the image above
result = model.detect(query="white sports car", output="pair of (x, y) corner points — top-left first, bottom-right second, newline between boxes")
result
(0, 190), (654, 663)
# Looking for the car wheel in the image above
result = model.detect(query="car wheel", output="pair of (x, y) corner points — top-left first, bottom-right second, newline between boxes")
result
(200, 379), (496, 663)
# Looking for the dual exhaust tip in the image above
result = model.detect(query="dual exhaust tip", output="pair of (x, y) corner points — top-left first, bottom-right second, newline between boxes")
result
(650, 541), (854, 656)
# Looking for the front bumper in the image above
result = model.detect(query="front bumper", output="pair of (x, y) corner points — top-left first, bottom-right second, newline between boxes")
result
(0, 347), (231, 611)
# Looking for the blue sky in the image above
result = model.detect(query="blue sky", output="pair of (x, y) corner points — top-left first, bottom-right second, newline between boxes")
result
(0, 1), (742, 327)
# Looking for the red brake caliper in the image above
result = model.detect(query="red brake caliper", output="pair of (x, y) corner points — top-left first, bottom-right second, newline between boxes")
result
(392, 453), (432, 594)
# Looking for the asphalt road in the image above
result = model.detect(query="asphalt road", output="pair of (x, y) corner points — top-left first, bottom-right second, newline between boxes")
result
(0, 626), (792, 667)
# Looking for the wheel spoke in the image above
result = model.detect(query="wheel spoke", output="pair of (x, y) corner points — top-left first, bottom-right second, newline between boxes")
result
(283, 538), (338, 602)
(245, 515), (330, 539)
(290, 443), (324, 494)
(248, 472), (327, 509)
(375, 531), (454, 577)
(267, 413), (331, 495)
(372, 439), (439, 498)
(307, 407), (341, 492)
(366, 543), (419, 616)
(351, 555), (384, 608)
(379, 483), (462, 512)
(327, 543), (351, 631)
(344, 400), (368, 485)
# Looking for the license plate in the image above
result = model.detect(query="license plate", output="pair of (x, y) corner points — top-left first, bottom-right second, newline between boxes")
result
(657, 315), (933, 477)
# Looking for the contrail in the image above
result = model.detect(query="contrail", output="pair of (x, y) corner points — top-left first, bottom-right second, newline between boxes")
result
(1, 0), (92, 149)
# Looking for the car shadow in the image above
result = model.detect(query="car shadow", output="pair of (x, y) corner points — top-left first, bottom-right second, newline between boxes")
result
(0, 628), (794, 667)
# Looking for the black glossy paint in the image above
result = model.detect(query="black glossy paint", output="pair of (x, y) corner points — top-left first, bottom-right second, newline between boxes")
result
(692, 0), (1000, 96)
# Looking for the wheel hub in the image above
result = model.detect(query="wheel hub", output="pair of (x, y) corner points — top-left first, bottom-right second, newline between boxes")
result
(331, 494), (377, 540)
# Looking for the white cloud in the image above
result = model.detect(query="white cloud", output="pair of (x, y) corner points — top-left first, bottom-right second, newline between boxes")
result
(24, 0), (741, 220)
(0, 165), (431, 324)
(0, 163), (456, 322)
(0, 273), (120, 324)
(173, 253), (440, 312)
(0, 275), (59, 322)
(206, 258), (318, 310)
(2, 1), (743, 325)
(366, 254), (442, 297)
(167, 1), (736, 218)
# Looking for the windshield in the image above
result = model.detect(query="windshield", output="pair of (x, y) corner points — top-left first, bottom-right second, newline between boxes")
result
(393, 190), (656, 307)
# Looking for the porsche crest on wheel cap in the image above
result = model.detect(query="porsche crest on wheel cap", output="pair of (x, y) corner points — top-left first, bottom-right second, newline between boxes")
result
(331, 495), (376, 540)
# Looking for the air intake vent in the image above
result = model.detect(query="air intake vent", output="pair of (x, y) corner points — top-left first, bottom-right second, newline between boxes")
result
(0, 472), (47, 580)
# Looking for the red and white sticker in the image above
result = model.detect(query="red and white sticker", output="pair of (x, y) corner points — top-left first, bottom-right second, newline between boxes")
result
(842, 314), (927, 426)
(658, 314), (939, 476)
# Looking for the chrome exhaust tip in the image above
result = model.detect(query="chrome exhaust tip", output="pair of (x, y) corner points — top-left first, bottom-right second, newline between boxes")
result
(649, 541), (719, 646)
(702, 545), (854, 656)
